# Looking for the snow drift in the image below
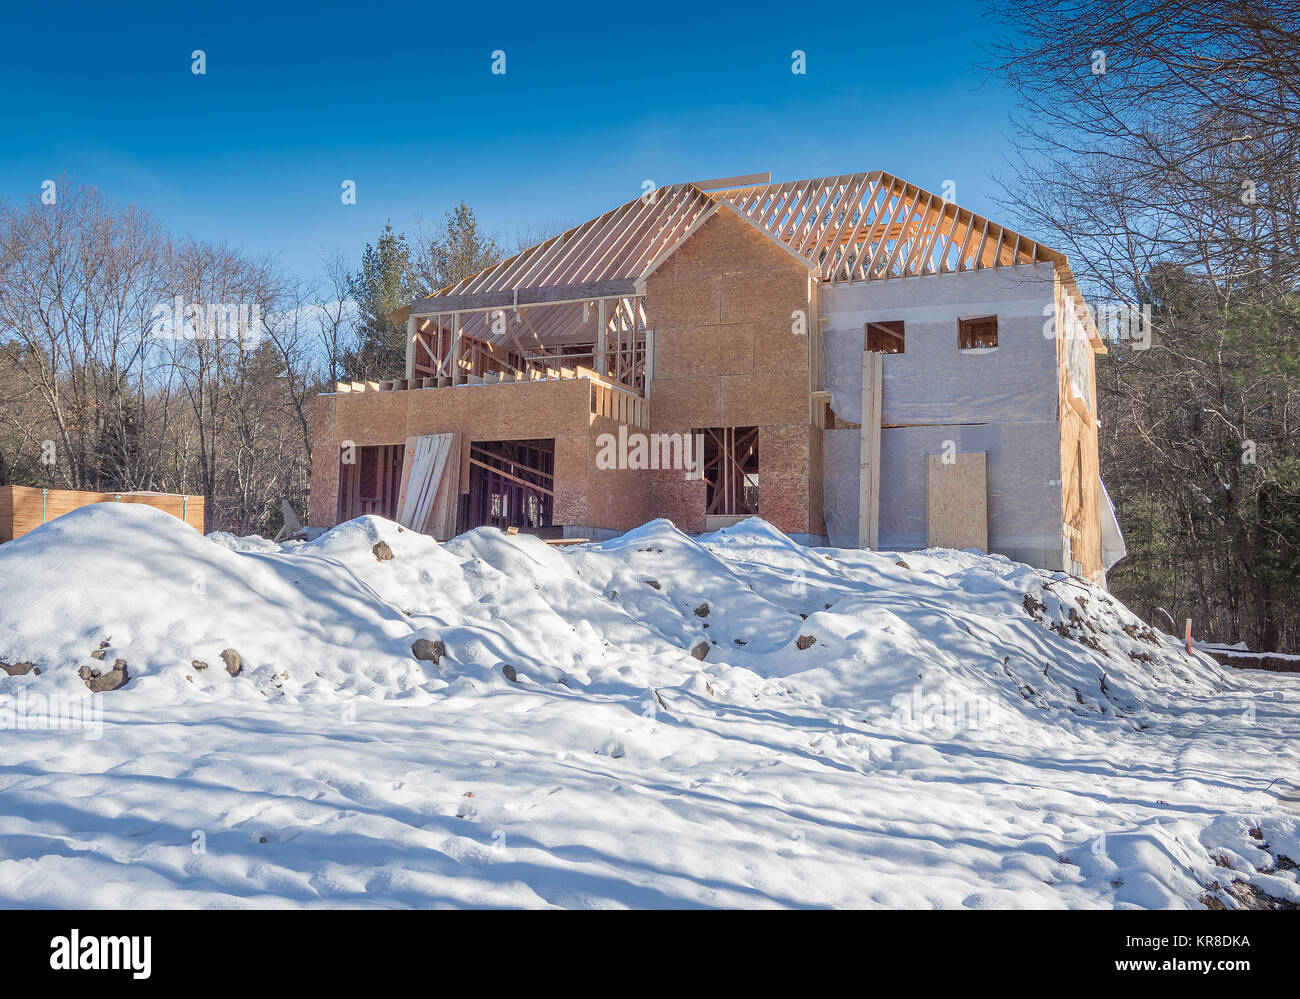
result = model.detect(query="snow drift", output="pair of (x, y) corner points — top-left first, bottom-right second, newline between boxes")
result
(0, 504), (1295, 909)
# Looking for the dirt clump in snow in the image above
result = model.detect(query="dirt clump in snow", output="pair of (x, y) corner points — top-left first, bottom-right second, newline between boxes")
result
(79, 658), (129, 692)
(1201, 881), (1299, 910)
(1122, 622), (1161, 646)
(412, 638), (445, 664)
(1, 660), (39, 677)
(372, 540), (394, 561)
(221, 648), (242, 677)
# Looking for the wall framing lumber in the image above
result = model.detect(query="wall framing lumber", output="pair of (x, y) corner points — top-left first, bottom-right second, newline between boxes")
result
(858, 350), (883, 549)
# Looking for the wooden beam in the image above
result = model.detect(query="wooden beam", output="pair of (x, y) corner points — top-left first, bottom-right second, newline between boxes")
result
(405, 315), (416, 381)
(595, 298), (608, 376)
(466, 457), (556, 497)
(452, 312), (463, 386)
(858, 350), (883, 549)
(689, 172), (772, 191)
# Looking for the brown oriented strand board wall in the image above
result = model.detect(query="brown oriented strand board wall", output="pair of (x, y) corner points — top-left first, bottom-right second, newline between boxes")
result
(1054, 271), (1104, 583)
(0, 485), (204, 542)
(575, 413), (660, 532)
(308, 394), (340, 527)
(643, 205), (818, 537)
(310, 208), (823, 538)
(310, 378), (605, 530)
(759, 424), (815, 536)
(926, 452), (988, 551)
(808, 424), (826, 537)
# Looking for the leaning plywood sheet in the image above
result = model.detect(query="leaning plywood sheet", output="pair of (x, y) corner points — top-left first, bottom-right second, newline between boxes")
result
(426, 433), (463, 541)
(397, 435), (454, 534)
(926, 452), (988, 552)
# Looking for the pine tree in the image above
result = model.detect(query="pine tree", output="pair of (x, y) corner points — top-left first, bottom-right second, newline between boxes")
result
(343, 222), (417, 381)
(416, 203), (502, 293)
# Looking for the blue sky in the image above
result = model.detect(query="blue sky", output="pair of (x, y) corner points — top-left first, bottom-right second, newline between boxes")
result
(0, 0), (1023, 282)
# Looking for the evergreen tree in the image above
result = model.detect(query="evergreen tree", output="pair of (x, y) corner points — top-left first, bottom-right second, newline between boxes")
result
(415, 202), (502, 294)
(343, 222), (417, 381)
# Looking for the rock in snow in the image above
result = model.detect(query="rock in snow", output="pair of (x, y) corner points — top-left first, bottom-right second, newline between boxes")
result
(0, 503), (1296, 909)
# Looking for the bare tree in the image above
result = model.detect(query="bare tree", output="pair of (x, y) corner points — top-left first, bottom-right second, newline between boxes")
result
(985, 0), (1300, 653)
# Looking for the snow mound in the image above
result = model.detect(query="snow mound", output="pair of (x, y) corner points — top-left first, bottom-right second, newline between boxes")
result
(205, 531), (283, 554)
(0, 503), (1231, 715)
(1, 504), (1294, 909)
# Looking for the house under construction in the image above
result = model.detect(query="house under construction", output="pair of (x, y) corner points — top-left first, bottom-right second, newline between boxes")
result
(308, 170), (1126, 583)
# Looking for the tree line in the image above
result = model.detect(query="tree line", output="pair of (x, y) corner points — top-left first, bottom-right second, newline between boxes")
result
(0, 183), (506, 535)
(987, 0), (1300, 653)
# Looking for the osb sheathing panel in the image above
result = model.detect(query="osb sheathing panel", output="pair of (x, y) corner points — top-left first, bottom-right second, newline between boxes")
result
(752, 317), (809, 374)
(644, 206), (815, 533)
(809, 425), (826, 536)
(669, 204), (806, 279)
(1061, 402), (1103, 582)
(648, 377), (723, 431)
(653, 324), (755, 378)
(582, 421), (658, 531)
(720, 270), (810, 325)
(649, 471), (708, 534)
(645, 208), (813, 427)
(552, 433), (591, 527)
(333, 391), (409, 447)
(758, 425), (812, 536)
(308, 395), (339, 526)
(651, 277), (722, 326)
(926, 452), (989, 552)
(721, 374), (807, 427)
(1054, 273), (1104, 583)
(330, 378), (594, 448)
(0, 485), (204, 543)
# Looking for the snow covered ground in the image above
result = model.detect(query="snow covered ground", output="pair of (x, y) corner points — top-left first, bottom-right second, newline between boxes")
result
(0, 504), (1296, 909)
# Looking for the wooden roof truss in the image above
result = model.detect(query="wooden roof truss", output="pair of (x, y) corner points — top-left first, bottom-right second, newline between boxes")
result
(411, 184), (716, 315)
(401, 170), (1098, 393)
(711, 171), (1062, 283)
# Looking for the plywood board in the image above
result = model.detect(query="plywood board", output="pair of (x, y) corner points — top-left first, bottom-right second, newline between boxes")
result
(858, 351), (883, 549)
(427, 433), (463, 540)
(0, 486), (203, 542)
(397, 434), (453, 532)
(926, 451), (988, 551)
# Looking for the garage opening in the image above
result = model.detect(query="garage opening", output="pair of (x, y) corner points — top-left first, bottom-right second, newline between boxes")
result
(465, 439), (555, 533)
(338, 443), (405, 521)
